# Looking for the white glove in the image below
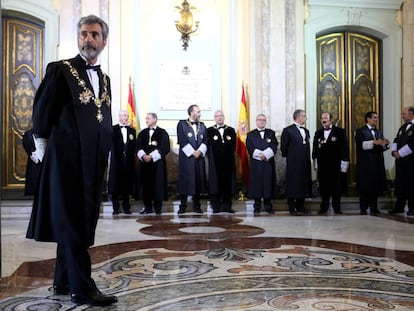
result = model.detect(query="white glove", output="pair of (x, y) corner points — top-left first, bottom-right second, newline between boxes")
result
(33, 137), (47, 162)
(340, 161), (349, 173)
(30, 152), (40, 164)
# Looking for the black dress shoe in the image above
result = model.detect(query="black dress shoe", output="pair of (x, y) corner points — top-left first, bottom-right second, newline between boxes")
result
(71, 290), (118, 306)
(112, 210), (119, 215)
(265, 208), (275, 214)
(388, 209), (404, 214)
(177, 208), (186, 214)
(334, 210), (343, 215)
(223, 209), (235, 214)
(124, 210), (132, 215)
(360, 210), (367, 215)
(253, 209), (260, 214)
(139, 208), (152, 214)
(317, 210), (327, 215)
(407, 210), (414, 216)
(155, 209), (162, 215)
(193, 208), (203, 214)
(371, 209), (381, 215)
(53, 286), (70, 295)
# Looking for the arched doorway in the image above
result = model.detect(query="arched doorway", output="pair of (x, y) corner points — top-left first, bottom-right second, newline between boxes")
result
(315, 31), (381, 186)
(304, 2), (403, 191)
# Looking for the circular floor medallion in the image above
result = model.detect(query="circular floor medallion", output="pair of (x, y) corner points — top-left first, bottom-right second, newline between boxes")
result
(179, 226), (226, 234)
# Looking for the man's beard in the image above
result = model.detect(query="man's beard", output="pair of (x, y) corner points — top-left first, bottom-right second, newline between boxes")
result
(79, 45), (100, 60)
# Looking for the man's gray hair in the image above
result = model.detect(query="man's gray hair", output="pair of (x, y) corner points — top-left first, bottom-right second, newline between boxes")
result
(293, 109), (305, 120)
(148, 112), (158, 120)
(77, 15), (109, 41)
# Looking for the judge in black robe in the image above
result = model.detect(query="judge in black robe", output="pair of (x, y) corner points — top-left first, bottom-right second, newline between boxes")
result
(207, 110), (237, 213)
(108, 110), (137, 214)
(312, 112), (349, 214)
(26, 16), (117, 306)
(246, 114), (278, 214)
(176, 105), (208, 214)
(389, 106), (414, 215)
(355, 111), (389, 215)
(136, 112), (170, 214)
(281, 109), (312, 215)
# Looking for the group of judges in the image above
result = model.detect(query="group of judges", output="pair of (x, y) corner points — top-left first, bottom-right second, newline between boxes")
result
(100, 105), (414, 217)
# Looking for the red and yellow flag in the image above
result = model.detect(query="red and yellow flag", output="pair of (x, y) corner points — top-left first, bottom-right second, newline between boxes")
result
(127, 80), (138, 132)
(236, 83), (250, 187)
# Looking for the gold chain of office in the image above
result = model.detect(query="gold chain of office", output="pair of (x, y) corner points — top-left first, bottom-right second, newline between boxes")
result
(62, 60), (110, 123)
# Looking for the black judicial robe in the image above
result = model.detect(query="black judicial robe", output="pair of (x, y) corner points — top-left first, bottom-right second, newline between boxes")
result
(136, 126), (170, 200)
(281, 124), (312, 198)
(176, 119), (208, 195)
(108, 124), (136, 195)
(26, 54), (112, 247)
(355, 125), (387, 195)
(207, 125), (237, 196)
(312, 126), (349, 195)
(393, 122), (414, 197)
(246, 128), (278, 199)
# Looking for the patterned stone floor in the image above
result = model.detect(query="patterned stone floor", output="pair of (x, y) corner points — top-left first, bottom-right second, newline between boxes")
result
(1, 200), (414, 310)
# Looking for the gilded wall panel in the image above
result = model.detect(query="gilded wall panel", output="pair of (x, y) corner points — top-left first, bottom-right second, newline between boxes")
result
(2, 13), (43, 192)
(316, 33), (345, 127)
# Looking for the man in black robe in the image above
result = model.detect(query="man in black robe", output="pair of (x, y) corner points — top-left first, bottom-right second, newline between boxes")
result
(355, 111), (389, 215)
(207, 110), (236, 213)
(281, 109), (312, 215)
(389, 106), (414, 216)
(136, 112), (170, 215)
(312, 112), (349, 214)
(108, 109), (137, 215)
(246, 114), (278, 214)
(26, 15), (117, 306)
(176, 104), (208, 214)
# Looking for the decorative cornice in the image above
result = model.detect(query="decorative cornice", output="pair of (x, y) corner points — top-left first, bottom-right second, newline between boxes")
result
(307, 0), (404, 10)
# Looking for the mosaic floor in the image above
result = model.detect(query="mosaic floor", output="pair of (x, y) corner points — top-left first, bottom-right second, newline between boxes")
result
(1, 201), (414, 310)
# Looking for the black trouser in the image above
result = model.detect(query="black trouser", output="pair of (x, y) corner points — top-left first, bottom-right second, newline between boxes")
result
(111, 193), (130, 212)
(320, 194), (341, 213)
(359, 192), (379, 212)
(180, 193), (200, 210)
(287, 197), (305, 213)
(143, 199), (162, 212)
(54, 243), (96, 294)
(210, 193), (232, 212)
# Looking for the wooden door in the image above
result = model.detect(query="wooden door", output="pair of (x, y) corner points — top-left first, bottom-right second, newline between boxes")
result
(1, 11), (44, 198)
(316, 31), (381, 186)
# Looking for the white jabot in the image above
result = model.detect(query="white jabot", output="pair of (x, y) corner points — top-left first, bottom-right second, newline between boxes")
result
(192, 124), (198, 141)
(121, 126), (127, 144)
(295, 123), (306, 140)
(149, 127), (154, 145)
(323, 128), (331, 140)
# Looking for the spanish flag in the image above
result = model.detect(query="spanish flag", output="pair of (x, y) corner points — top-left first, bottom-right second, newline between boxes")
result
(236, 83), (250, 187)
(127, 79), (138, 132)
